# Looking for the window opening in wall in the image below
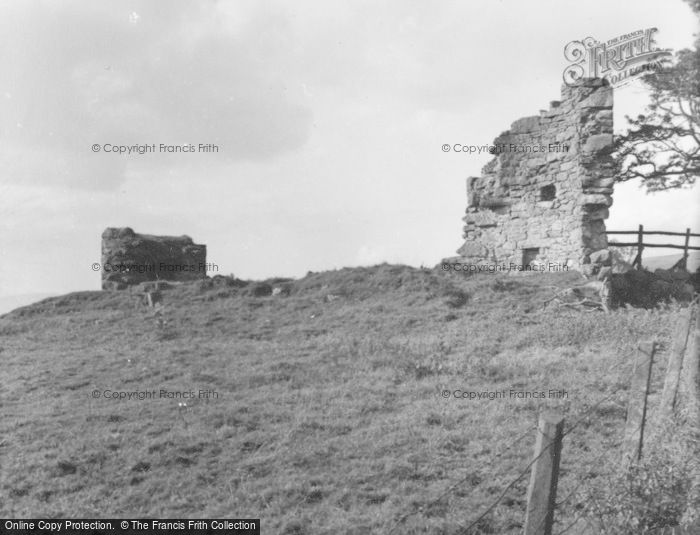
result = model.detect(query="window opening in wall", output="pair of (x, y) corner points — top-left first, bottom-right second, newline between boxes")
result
(522, 247), (540, 266)
(540, 184), (556, 201)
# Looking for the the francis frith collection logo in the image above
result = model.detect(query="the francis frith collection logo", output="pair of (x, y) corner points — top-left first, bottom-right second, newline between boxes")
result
(563, 28), (672, 87)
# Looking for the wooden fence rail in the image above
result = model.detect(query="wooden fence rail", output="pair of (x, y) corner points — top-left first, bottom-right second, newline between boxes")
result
(606, 225), (700, 269)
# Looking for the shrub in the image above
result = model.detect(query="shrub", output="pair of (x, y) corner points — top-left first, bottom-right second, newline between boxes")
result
(443, 288), (470, 308)
(245, 282), (273, 297)
(582, 446), (692, 534)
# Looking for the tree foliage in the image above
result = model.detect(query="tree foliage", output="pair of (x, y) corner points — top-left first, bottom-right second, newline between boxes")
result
(614, 2), (700, 191)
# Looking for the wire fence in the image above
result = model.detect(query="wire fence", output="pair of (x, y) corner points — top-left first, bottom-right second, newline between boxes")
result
(383, 305), (698, 535)
(464, 392), (622, 534)
(385, 424), (536, 534)
(384, 390), (623, 534)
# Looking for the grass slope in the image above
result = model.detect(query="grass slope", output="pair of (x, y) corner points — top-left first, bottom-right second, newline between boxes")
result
(0, 265), (688, 533)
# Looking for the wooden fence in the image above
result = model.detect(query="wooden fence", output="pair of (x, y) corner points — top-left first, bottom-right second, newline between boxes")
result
(606, 226), (700, 269)
(520, 302), (698, 534)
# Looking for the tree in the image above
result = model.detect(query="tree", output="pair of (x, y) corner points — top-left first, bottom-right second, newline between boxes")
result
(614, 2), (700, 191)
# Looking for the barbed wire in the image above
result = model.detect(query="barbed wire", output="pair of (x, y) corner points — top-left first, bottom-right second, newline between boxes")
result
(457, 431), (563, 535)
(560, 390), (622, 439)
(387, 376), (659, 535)
(458, 316), (697, 534)
(515, 435), (615, 535)
(457, 389), (627, 534)
(384, 423), (536, 534)
(526, 433), (613, 535)
(553, 513), (584, 535)
(550, 418), (651, 535)
(549, 471), (599, 534)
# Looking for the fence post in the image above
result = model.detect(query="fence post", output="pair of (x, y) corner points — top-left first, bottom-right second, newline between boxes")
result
(678, 304), (700, 421)
(623, 341), (656, 463)
(681, 228), (691, 269)
(524, 410), (564, 535)
(679, 305), (700, 529)
(660, 308), (693, 418)
(634, 224), (644, 269)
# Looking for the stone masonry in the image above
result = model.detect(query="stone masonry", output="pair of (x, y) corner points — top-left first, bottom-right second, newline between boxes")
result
(457, 78), (615, 275)
(101, 227), (207, 290)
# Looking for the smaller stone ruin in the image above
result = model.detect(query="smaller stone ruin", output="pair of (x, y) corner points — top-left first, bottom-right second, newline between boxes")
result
(101, 227), (207, 290)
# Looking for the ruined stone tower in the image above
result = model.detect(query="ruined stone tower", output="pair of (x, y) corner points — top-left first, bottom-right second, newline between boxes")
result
(457, 78), (615, 273)
(101, 227), (207, 290)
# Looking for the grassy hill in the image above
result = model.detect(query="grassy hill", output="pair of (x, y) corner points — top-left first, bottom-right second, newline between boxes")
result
(0, 293), (58, 316)
(0, 265), (693, 533)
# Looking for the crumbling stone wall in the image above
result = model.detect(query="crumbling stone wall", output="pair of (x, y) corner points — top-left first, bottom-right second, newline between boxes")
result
(101, 227), (207, 290)
(457, 78), (615, 274)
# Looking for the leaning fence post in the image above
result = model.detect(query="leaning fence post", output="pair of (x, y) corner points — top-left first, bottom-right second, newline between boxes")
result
(623, 341), (656, 463)
(678, 304), (700, 424)
(524, 410), (564, 535)
(660, 309), (693, 418)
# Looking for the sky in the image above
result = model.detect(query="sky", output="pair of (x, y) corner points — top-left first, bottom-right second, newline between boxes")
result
(0, 0), (698, 303)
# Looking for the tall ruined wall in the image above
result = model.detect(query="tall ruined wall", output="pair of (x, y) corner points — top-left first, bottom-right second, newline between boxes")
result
(458, 78), (615, 272)
(101, 227), (207, 290)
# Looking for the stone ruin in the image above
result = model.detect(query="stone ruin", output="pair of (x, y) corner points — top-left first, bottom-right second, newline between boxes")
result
(456, 78), (615, 277)
(101, 227), (207, 290)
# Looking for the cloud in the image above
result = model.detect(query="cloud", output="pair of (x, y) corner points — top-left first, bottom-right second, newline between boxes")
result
(0, 1), (313, 191)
